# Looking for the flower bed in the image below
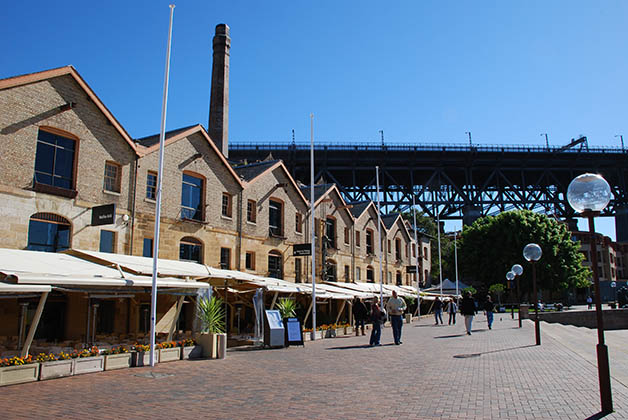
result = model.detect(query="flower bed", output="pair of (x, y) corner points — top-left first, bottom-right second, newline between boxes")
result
(0, 355), (40, 386)
(102, 346), (131, 371)
(37, 352), (73, 380)
(71, 347), (104, 375)
(157, 342), (181, 362)
(178, 339), (202, 360)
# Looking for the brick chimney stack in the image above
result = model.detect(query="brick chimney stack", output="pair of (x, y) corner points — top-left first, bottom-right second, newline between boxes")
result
(209, 24), (230, 158)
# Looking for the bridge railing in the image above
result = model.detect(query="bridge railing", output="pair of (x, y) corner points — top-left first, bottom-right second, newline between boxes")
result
(230, 142), (625, 154)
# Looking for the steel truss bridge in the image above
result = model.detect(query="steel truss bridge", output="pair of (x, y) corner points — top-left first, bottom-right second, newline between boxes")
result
(230, 141), (628, 241)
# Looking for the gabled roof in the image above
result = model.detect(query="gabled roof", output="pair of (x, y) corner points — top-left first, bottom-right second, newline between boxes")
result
(300, 183), (334, 204)
(383, 213), (413, 241)
(0, 66), (138, 154)
(349, 201), (371, 219)
(136, 124), (243, 188)
(135, 125), (198, 148)
(235, 160), (308, 205)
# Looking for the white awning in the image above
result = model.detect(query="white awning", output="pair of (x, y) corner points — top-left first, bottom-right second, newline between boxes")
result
(0, 283), (51, 293)
(322, 282), (373, 299)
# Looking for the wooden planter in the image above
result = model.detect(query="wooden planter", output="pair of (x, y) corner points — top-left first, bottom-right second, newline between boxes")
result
(181, 345), (203, 360)
(104, 353), (132, 371)
(131, 351), (157, 367)
(0, 363), (40, 387)
(40, 359), (73, 380)
(72, 356), (104, 375)
(158, 347), (181, 363)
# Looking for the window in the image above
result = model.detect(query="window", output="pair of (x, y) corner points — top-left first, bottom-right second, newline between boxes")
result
(412, 244), (416, 258)
(325, 217), (336, 249)
(295, 213), (303, 234)
(245, 252), (256, 270)
(355, 231), (360, 248)
(344, 227), (349, 245)
(268, 250), (283, 279)
(181, 173), (204, 221)
(388, 271), (392, 284)
(179, 237), (202, 263)
(406, 243), (409, 258)
(314, 218), (320, 238)
(143, 238), (153, 257)
(395, 238), (402, 261)
(424, 269), (429, 283)
(99, 230), (116, 253)
(295, 258), (302, 283)
(34, 129), (76, 191)
(325, 260), (337, 282)
(344, 265), (350, 281)
(220, 247), (231, 269)
(396, 271), (402, 286)
(96, 301), (115, 334)
(388, 239), (391, 254)
(424, 247), (428, 259)
(221, 193), (232, 218)
(247, 200), (256, 223)
(366, 229), (374, 255)
(27, 213), (70, 252)
(146, 171), (157, 200)
(366, 266), (375, 283)
(103, 161), (121, 193)
(356, 267), (361, 281)
(269, 200), (283, 237)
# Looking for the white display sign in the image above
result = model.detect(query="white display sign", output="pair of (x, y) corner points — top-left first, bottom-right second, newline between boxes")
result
(265, 310), (283, 329)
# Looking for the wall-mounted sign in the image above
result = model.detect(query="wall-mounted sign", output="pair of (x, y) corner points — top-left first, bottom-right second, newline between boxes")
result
(293, 243), (312, 256)
(406, 266), (418, 274)
(91, 204), (116, 226)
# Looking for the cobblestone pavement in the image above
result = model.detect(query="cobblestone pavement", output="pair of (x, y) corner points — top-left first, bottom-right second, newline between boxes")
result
(2, 315), (628, 419)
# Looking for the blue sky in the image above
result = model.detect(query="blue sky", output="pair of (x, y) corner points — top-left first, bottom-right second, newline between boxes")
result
(3, 1), (626, 238)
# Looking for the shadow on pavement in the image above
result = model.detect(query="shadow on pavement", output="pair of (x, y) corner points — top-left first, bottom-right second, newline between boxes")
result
(326, 343), (395, 350)
(435, 333), (468, 339)
(585, 411), (612, 420)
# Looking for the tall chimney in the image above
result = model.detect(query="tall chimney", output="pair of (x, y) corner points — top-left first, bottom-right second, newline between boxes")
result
(209, 24), (230, 158)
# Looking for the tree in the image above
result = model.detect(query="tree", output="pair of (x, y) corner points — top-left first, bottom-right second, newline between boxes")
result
(459, 210), (589, 300)
(488, 283), (505, 305)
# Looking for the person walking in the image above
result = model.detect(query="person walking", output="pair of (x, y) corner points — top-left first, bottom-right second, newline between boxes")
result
(433, 296), (444, 325)
(587, 295), (593, 310)
(369, 301), (383, 346)
(446, 298), (457, 325)
(385, 290), (407, 345)
(460, 291), (476, 335)
(354, 297), (367, 336)
(484, 295), (495, 330)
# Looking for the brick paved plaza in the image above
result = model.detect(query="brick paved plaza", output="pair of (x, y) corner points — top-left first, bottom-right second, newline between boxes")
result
(2, 315), (628, 419)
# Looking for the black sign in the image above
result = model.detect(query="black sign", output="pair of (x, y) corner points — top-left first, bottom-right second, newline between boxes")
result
(406, 265), (418, 274)
(293, 243), (312, 256)
(284, 317), (304, 347)
(91, 204), (116, 226)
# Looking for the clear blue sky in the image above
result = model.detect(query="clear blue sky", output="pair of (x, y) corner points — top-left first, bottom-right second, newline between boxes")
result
(3, 1), (626, 238)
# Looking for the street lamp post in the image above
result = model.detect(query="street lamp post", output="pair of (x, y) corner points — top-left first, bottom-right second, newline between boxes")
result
(610, 281), (617, 307)
(506, 271), (515, 320)
(523, 244), (542, 345)
(567, 172), (613, 414)
(512, 264), (523, 327)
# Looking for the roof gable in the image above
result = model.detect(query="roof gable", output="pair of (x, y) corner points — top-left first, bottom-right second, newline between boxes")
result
(236, 160), (308, 205)
(0, 66), (138, 154)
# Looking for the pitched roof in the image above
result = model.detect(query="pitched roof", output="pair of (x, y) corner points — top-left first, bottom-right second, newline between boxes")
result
(135, 125), (198, 148)
(136, 124), (243, 188)
(0, 65), (138, 154)
(382, 214), (400, 230)
(349, 201), (371, 218)
(234, 160), (280, 182)
(299, 183), (333, 204)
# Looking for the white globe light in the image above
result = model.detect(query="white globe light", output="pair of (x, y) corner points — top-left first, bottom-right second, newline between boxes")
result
(523, 243), (542, 262)
(567, 173), (611, 213)
(506, 271), (515, 281)
(512, 264), (523, 276)
(610, 281), (616, 288)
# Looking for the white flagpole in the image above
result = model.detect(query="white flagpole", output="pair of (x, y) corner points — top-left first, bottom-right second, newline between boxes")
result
(436, 190), (443, 297)
(150, 4), (175, 367)
(310, 113), (316, 339)
(376, 166), (383, 307)
(412, 192), (420, 317)
(454, 231), (459, 299)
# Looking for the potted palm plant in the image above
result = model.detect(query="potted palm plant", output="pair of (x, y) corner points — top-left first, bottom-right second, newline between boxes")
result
(197, 295), (226, 359)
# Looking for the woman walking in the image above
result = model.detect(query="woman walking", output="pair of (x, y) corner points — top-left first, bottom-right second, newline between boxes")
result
(460, 291), (476, 335)
(369, 301), (383, 346)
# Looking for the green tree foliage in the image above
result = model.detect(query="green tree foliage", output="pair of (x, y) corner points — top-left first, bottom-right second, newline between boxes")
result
(459, 210), (589, 296)
(276, 298), (298, 318)
(197, 296), (226, 334)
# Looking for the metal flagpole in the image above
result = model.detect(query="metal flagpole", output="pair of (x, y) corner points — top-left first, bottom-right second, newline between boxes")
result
(150, 4), (175, 368)
(436, 190), (443, 297)
(310, 113), (316, 340)
(454, 231), (459, 299)
(376, 166), (383, 307)
(412, 192), (421, 317)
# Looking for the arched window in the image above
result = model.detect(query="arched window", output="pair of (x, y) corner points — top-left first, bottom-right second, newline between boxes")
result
(325, 259), (337, 282)
(179, 237), (203, 263)
(268, 250), (283, 279)
(27, 213), (71, 252)
(366, 266), (375, 283)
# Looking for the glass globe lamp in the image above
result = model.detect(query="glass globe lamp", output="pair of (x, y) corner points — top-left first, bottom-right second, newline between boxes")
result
(512, 264), (523, 276)
(567, 173), (611, 213)
(506, 271), (515, 281)
(523, 243), (542, 262)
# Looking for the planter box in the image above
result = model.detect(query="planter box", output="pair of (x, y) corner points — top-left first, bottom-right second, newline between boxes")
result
(344, 326), (354, 335)
(335, 328), (344, 336)
(40, 359), (73, 380)
(181, 345), (203, 360)
(158, 347), (181, 363)
(0, 363), (40, 387)
(72, 356), (104, 375)
(131, 351), (157, 367)
(104, 353), (131, 371)
(198, 333), (227, 359)
(405, 314), (412, 324)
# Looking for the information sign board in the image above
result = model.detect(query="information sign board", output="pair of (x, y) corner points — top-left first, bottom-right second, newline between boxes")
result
(284, 317), (304, 347)
(406, 265), (417, 274)
(91, 203), (116, 226)
(293, 243), (312, 256)
(264, 310), (285, 347)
